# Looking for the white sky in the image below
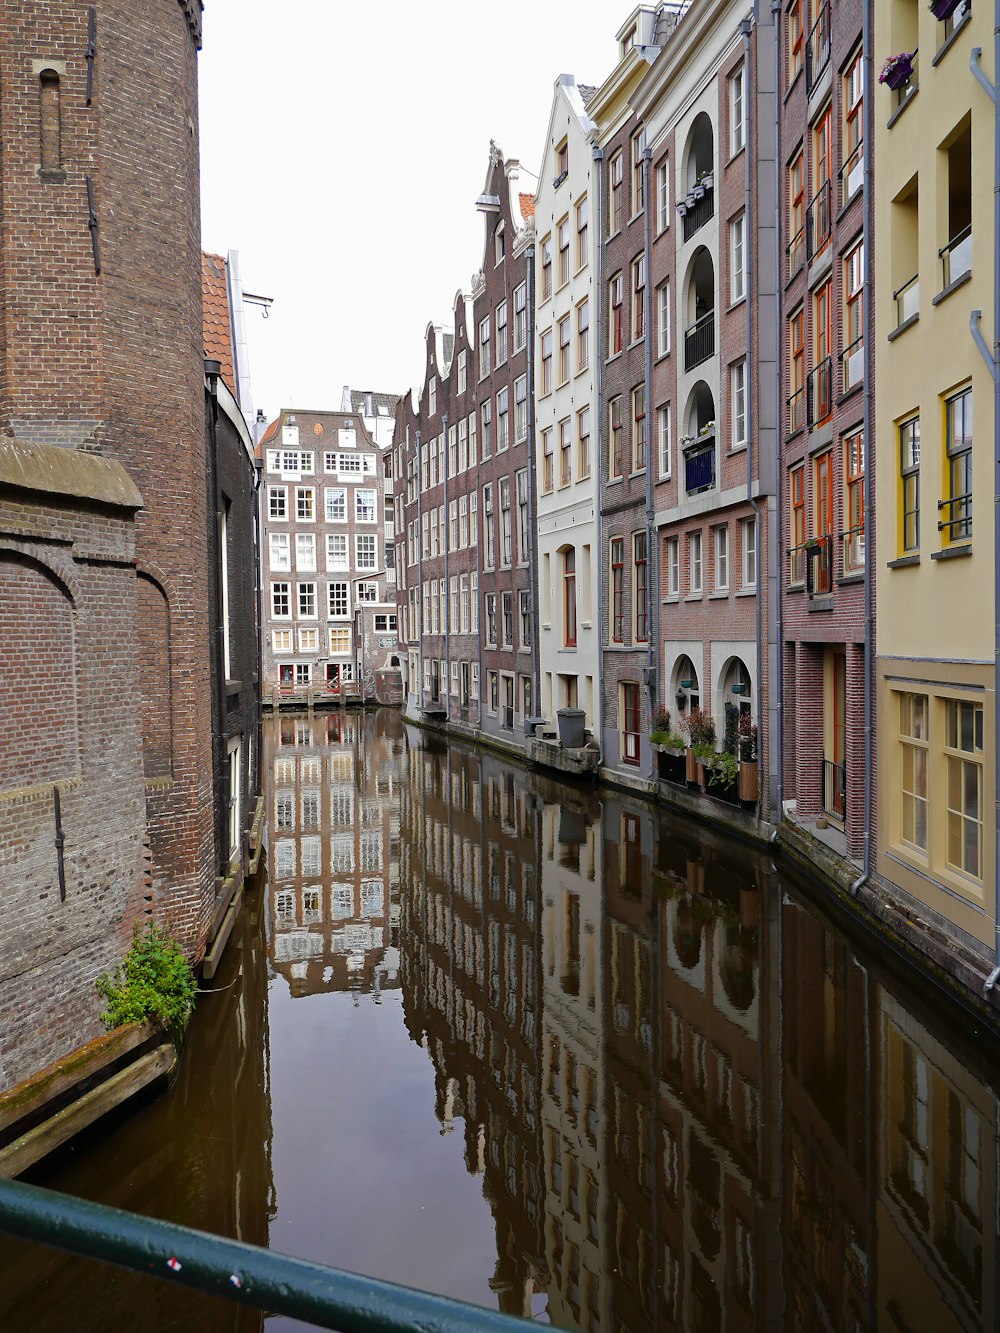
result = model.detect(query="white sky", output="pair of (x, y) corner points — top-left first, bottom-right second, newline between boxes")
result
(198, 0), (626, 423)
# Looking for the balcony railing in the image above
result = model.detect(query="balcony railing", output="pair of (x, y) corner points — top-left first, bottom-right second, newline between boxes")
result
(894, 274), (919, 328)
(683, 438), (716, 494)
(940, 225), (972, 289)
(806, 2), (831, 89)
(806, 180), (831, 261)
(788, 385), (806, 435)
(938, 491), (972, 541)
(840, 336), (864, 393)
(807, 356), (833, 427)
(684, 311), (715, 370)
(841, 521), (866, 575)
(789, 533), (833, 597)
(787, 225), (805, 279)
(839, 139), (863, 207)
(682, 183), (715, 241)
(822, 758), (846, 822)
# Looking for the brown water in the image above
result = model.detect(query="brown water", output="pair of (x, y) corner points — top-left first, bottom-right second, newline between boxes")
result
(2, 709), (999, 1332)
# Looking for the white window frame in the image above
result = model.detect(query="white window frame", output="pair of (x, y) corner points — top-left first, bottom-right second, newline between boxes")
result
(658, 403), (672, 479)
(730, 214), (746, 304)
(731, 359), (747, 451)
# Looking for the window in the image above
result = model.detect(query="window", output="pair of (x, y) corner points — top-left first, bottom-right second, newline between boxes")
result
(496, 300), (508, 366)
(520, 591), (532, 648)
(483, 483), (495, 567)
(485, 593), (497, 646)
(563, 549), (577, 646)
(730, 214), (746, 303)
(269, 486), (287, 520)
(665, 536), (679, 596)
(296, 532), (316, 571)
(559, 418), (572, 486)
(843, 242), (864, 391)
(656, 281), (671, 356)
(634, 531), (648, 641)
(898, 693), (928, 852)
(788, 0), (803, 83)
(577, 407), (591, 479)
(576, 299), (590, 372)
(606, 535), (624, 642)
(576, 195), (589, 269)
(843, 48), (863, 203)
(298, 626), (318, 652)
(373, 612), (397, 633)
(557, 217), (570, 287)
(502, 591), (513, 646)
(540, 328), (553, 395)
(294, 663), (311, 686)
(812, 106), (832, 256)
(481, 399), (492, 458)
(730, 66), (745, 155)
(355, 488), (377, 522)
(945, 700), (984, 879)
(458, 418), (468, 471)
(356, 534), (377, 570)
(609, 397), (624, 479)
(272, 629), (292, 654)
(788, 149), (805, 276)
(499, 476), (512, 566)
(542, 429), (554, 493)
(328, 581), (349, 617)
(789, 308), (805, 432)
(812, 279), (832, 423)
(460, 574), (470, 633)
(471, 571), (479, 630)
(513, 281), (527, 351)
(296, 487), (315, 521)
(714, 525), (729, 591)
(658, 403), (672, 478)
(479, 316), (491, 378)
(610, 151), (623, 233)
(844, 430), (865, 572)
(449, 498), (458, 548)
(297, 582), (317, 618)
(271, 582), (291, 618)
(449, 576), (458, 634)
(324, 488), (347, 523)
(622, 682), (641, 765)
(270, 532), (290, 571)
(494, 220), (505, 265)
(900, 416), (921, 553)
(632, 386), (646, 472)
(558, 315), (571, 384)
(457, 349), (467, 393)
(541, 233), (552, 300)
(507, 376), (525, 447)
(428, 376), (437, 416)
(731, 360), (747, 450)
(739, 516), (756, 588)
(689, 532), (703, 594)
(945, 387), (972, 543)
(656, 158), (670, 233)
(516, 470), (529, 561)
(632, 255), (646, 342)
(609, 272), (623, 355)
(631, 131), (644, 217)
(556, 137), (568, 179)
(496, 386), (509, 452)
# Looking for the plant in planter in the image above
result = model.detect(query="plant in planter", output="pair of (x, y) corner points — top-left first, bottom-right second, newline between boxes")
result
(685, 706), (716, 751)
(929, 0), (963, 20)
(879, 52), (914, 90)
(707, 749), (738, 791)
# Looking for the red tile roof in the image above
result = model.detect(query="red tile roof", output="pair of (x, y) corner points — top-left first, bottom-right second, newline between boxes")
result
(259, 416), (280, 446)
(201, 252), (235, 391)
(519, 192), (536, 221)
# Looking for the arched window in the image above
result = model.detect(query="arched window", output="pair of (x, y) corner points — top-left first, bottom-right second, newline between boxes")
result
(563, 548), (577, 647)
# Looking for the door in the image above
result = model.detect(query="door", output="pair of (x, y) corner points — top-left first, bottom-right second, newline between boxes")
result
(824, 649), (846, 821)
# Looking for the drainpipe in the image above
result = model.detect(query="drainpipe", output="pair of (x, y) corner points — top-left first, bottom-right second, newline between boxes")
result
(771, 0), (785, 817)
(525, 244), (542, 718)
(850, 0), (875, 897)
(593, 140), (605, 759)
(970, 13), (1000, 986)
(442, 412), (451, 722)
(643, 141), (657, 782)
(740, 18), (765, 809)
(205, 358), (230, 878)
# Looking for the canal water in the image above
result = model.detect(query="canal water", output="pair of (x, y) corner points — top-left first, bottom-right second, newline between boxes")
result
(2, 709), (999, 1331)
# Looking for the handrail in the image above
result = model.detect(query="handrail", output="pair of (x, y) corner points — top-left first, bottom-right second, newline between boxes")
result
(937, 491), (972, 536)
(806, 179), (831, 260)
(787, 384), (806, 434)
(0, 1179), (526, 1333)
(806, 2), (831, 89)
(786, 224), (805, 277)
(838, 139), (864, 205)
(840, 334), (864, 392)
(939, 224), (972, 288)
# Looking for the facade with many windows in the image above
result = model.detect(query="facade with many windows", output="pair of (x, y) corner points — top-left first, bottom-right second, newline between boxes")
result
(874, 0), (994, 948)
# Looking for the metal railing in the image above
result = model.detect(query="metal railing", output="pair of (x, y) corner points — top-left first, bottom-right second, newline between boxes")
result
(0, 1179), (525, 1333)
(682, 187), (715, 241)
(822, 759), (846, 822)
(787, 385), (806, 435)
(839, 139), (864, 207)
(841, 521), (866, 574)
(684, 311), (715, 370)
(840, 335), (864, 393)
(787, 224), (805, 279)
(789, 534), (833, 596)
(938, 491), (972, 540)
(806, 180), (831, 261)
(894, 273), (919, 328)
(940, 225), (972, 289)
(807, 357), (833, 426)
(683, 439), (716, 494)
(806, 2), (831, 89)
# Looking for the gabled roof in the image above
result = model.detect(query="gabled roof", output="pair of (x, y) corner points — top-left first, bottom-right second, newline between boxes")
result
(201, 252), (235, 392)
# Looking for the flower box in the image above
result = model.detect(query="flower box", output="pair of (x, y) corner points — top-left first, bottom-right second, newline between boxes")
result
(880, 53), (914, 90)
(739, 761), (759, 803)
(929, 0), (962, 19)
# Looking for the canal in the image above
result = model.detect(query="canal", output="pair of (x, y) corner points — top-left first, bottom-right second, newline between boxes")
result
(2, 708), (999, 1331)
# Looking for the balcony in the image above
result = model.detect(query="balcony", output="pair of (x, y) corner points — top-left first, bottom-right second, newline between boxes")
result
(806, 3), (831, 90)
(807, 356), (833, 427)
(940, 226), (972, 291)
(821, 758), (846, 822)
(681, 178), (715, 242)
(840, 336), (863, 393)
(682, 435), (716, 494)
(787, 385), (806, 436)
(806, 180), (831, 262)
(894, 274), (919, 329)
(684, 311), (715, 370)
(839, 140), (863, 207)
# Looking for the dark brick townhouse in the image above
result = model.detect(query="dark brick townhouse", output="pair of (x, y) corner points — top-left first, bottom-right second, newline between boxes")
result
(778, 0), (869, 854)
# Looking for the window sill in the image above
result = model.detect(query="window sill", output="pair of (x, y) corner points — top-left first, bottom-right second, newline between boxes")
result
(932, 12), (972, 67)
(708, 590), (729, 600)
(728, 444), (748, 456)
(684, 593), (703, 602)
(785, 582), (805, 594)
(784, 66), (805, 104)
(606, 351), (623, 365)
(807, 594), (834, 612)
(735, 586), (756, 598)
(663, 595), (680, 605)
(726, 144), (747, 171)
(836, 382), (863, 408)
(784, 425), (806, 446)
(932, 270), (972, 307)
(835, 188), (862, 225)
(726, 295), (747, 315)
(607, 475), (624, 487)
(886, 86), (918, 132)
(654, 349), (672, 366)
(931, 544), (972, 561)
(837, 572), (865, 586)
(628, 336), (645, 352)
(628, 468), (647, 480)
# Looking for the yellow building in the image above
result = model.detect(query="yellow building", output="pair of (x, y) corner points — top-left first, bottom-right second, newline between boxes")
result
(874, 2), (996, 959)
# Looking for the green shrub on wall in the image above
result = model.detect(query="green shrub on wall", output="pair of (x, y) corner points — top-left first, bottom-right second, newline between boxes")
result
(97, 923), (197, 1035)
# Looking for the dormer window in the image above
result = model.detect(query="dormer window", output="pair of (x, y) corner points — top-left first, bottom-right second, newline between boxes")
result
(621, 25), (637, 55)
(494, 222), (505, 265)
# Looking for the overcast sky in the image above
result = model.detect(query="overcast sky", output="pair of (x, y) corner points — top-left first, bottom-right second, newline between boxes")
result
(198, 1), (624, 424)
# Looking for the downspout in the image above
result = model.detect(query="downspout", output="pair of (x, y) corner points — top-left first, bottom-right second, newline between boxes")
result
(442, 412), (451, 722)
(525, 244), (542, 718)
(850, 0), (875, 896)
(741, 17), (765, 808)
(205, 358), (230, 878)
(643, 140), (657, 782)
(771, 0), (785, 816)
(970, 14), (1000, 985)
(593, 140), (605, 758)
(415, 429), (424, 712)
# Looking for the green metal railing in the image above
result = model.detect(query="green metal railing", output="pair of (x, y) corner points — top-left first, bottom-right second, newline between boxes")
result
(0, 1179), (528, 1332)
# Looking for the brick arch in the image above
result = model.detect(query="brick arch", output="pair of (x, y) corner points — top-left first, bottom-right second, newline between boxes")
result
(136, 570), (174, 778)
(0, 540), (81, 606)
(0, 551), (80, 789)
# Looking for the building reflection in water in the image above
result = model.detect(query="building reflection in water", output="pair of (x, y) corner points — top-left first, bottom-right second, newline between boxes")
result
(395, 726), (1000, 1332)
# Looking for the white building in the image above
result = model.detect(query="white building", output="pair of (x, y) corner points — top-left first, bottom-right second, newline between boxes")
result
(534, 75), (601, 743)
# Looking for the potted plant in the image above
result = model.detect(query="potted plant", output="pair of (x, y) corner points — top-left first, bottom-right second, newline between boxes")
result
(692, 740), (717, 786)
(879, 52), (914, 90)
(929, 0), (962, 20)
(685, 708), (716, 785)
(707, 749), (738, 792)
(738, 716), (759, 802)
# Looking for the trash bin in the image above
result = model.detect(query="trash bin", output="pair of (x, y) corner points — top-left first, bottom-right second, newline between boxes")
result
(556, 707), (586, 749)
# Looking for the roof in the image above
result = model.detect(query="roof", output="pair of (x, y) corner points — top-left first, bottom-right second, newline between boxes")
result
(346, 389), (400, 418)
(259, 416), (280, 446)
(519, 192), (536, 220)
(201, 252), (235, 391)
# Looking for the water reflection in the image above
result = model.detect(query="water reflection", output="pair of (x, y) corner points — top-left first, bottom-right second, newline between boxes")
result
(1, 711), (998, 1332)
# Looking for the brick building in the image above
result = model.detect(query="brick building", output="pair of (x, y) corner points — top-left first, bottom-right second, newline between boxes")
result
(260, 407), (398, 703)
